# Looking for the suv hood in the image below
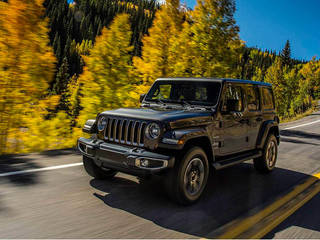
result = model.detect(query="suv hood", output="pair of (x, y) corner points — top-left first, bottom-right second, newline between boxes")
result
(101, 107), (214, 122)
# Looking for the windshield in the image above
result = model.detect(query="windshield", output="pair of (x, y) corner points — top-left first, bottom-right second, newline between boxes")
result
(145, 81), (222, 106)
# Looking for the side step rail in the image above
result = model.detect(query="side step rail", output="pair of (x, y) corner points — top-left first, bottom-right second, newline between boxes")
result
(213, 151), (262, 170)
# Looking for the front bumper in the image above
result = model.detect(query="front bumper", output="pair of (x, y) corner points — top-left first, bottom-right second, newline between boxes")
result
(78, 137), (175, 176)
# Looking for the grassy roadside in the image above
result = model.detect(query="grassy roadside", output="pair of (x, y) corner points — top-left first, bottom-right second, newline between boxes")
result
(280, 100), (319, 124)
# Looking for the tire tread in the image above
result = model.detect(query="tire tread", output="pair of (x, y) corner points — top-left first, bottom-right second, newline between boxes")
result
(254, 134), (277, 173)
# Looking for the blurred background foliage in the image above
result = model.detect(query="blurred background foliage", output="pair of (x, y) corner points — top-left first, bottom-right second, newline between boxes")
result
(0, 0), (319, 154)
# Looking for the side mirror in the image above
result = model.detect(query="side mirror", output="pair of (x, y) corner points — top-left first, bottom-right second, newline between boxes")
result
(140, 94), (146, 103)
(83, 119), (96, 134)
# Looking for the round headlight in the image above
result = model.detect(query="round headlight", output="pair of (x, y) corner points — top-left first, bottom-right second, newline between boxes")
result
(97, 116), (107, 131)
(146, 123), (161, 139)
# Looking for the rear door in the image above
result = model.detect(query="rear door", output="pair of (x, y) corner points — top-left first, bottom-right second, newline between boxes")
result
(261, 87), (276, 121)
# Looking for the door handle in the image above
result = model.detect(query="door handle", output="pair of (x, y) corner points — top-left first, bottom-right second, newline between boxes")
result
(239, 119), (249, 124)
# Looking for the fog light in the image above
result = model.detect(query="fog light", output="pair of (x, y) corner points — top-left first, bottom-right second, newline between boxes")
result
(140, 159), (149, 167)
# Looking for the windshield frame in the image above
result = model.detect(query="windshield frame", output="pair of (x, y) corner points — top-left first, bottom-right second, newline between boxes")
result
(144, 80), (223, 108)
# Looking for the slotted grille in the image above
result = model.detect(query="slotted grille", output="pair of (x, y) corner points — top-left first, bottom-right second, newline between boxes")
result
(103, 117), (146, 146)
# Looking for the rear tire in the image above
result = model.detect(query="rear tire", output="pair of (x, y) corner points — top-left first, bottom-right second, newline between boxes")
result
(254, 134), (278, 173)
(165, 147), (209, 205)
(83, 156), (118, 179)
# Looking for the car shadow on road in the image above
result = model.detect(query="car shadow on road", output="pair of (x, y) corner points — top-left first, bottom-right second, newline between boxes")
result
(90, 163), (313, 238)
(0, 155), (42, 185)
(39, 148), (79, 157)
(0, 149), (78, 186)
(280, 136), (320, 146)
(281, 129), (320, 141)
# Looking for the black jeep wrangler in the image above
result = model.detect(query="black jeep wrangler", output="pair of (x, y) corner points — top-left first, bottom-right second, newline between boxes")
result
(78, 78), (280, 204)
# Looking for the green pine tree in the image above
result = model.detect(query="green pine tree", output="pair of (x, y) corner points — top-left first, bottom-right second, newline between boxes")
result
(53, 57), (70, 95)
(281, 40), (292, 67)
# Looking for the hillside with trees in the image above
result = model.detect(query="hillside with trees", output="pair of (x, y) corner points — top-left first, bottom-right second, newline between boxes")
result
(44, 0), (159, 77)
(0, 0), (319, 154)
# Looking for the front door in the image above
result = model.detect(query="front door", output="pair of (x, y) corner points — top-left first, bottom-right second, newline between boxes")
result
(220, 84), (249, 155)
(245, 85), (263, 149)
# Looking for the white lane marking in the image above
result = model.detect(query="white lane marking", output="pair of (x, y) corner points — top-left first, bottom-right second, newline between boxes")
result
(283, 119), (320, 130)
(0, 162), (83, 177)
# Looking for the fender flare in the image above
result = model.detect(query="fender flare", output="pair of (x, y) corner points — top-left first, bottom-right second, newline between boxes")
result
(163, 127), (211, 145)
(256, 120), (280, 149)
(161, 127), (215, 162)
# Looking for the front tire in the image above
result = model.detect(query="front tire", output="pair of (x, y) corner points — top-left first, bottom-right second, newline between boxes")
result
(83, 156), (118, 179)
(165, 147), (209, 205)
(254, 134), (278, 173)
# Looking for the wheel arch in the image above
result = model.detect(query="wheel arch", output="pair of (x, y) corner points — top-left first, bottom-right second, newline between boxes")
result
(268, 126), (280, 144)
(257, 121), (280, 148)
(181, 136), (214, 165)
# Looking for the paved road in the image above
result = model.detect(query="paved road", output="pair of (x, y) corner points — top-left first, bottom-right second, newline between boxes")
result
(265, 192), (320, 239)
(1, 109), (320, 238)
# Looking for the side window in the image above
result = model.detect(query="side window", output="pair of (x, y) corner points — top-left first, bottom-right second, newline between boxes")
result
(247, 86), (260, 111)
(262, 87), (274, 110)
(223, 85), (243, 112)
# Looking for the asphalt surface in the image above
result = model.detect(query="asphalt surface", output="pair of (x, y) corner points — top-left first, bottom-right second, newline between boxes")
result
(1, 108), (320, 238)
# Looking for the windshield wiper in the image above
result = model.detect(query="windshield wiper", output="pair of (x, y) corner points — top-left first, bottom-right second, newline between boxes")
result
(180, 100), (193, 107)
(178, 100), (211, 111)
(153, 98), (167, 105)
(147, 98), (169, 108)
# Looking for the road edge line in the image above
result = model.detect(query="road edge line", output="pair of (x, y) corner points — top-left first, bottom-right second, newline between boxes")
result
(0, 162), (83, 177)
(282, 119), (320, 130)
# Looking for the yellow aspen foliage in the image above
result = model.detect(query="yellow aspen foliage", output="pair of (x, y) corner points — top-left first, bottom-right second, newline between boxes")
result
(0, 0), (56, 154)
(77, 14), (136, 129)
(66, 75), (81, 120)
(133, 0), (185, 86)
(189, 0), (242, 78)
(75, 40), (93, 56)
(168, 20), (196, 77)
(252, 67), (264, 82)
(13, 97), (74, 153)
(299, 58), (320, 99)
(264, 57), (289, 116)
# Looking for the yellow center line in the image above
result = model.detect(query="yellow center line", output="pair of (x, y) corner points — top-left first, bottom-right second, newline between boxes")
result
(244, 180), (320, 239)
(206, 172), (320, 239)
(313, 172), (320, 179)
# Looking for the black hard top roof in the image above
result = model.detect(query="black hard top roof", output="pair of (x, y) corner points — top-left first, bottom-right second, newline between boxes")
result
(156, 77), (272, 87)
